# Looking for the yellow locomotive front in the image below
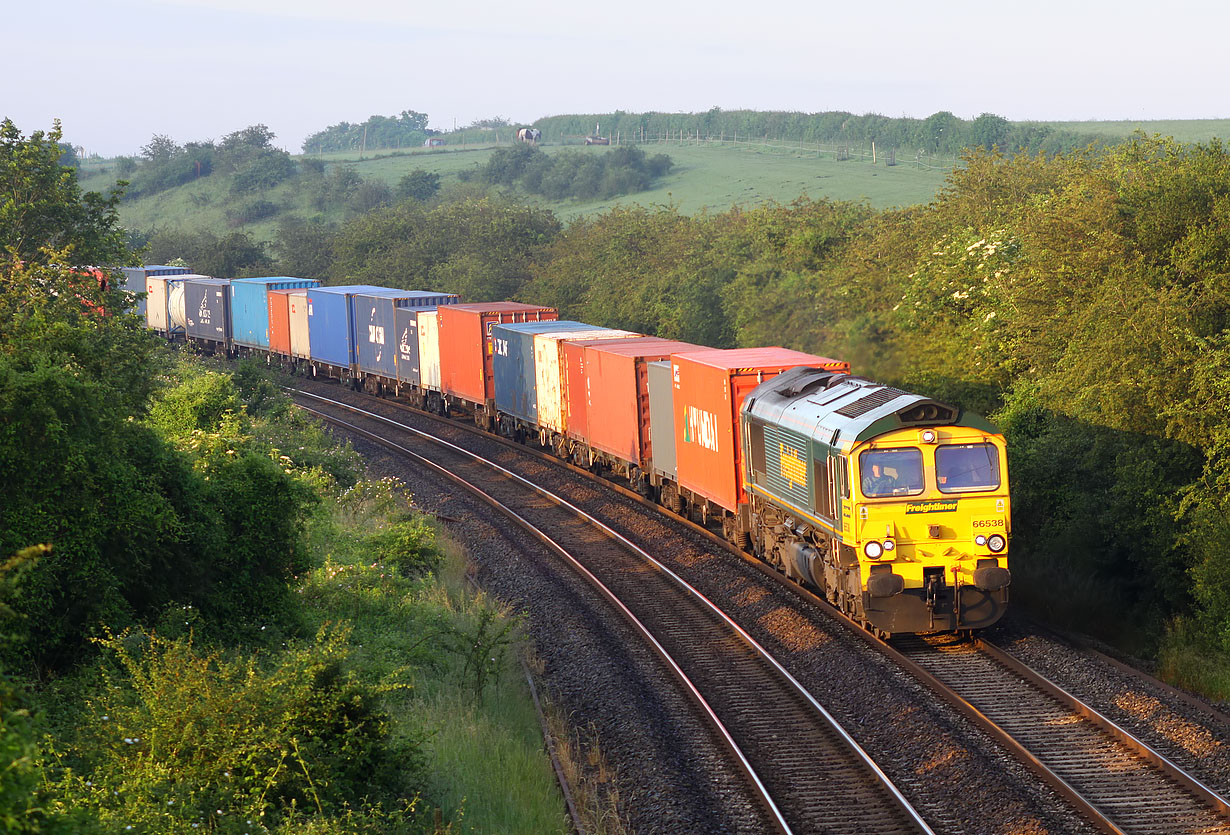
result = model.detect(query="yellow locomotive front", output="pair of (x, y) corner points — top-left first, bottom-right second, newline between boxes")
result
(851, 425), (1011, 634)
(741, 368), (1011, 636)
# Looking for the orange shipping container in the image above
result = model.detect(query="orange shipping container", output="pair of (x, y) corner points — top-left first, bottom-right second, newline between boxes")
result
(438, 303), (557, 405)
(574, 337), (702, 466)
(671, 348), (849, 513)
(268, 288), (296, 356)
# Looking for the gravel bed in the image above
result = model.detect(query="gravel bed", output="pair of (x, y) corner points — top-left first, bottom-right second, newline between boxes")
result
(988, 616), (1230, 799)
(294, 380), (1100, 833)
(338, 424), (770, 833)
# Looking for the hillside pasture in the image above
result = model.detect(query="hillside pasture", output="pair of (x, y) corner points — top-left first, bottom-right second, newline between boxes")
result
(85, 139), (955, 242)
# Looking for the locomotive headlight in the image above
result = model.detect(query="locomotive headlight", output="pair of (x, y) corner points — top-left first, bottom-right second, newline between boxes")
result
(920, 429), (937, 444)
(863, 540), (884, 559)
(975, 534), (988, 547)
(987, 534), (1006, 553)
(883, 539), (895, 552)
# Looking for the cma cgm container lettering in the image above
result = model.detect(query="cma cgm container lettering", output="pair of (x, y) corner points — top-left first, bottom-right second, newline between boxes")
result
(231, 277), (321, 349)
(305, 285), (396, 369)
(146, 273), (209, 334)
(492, 321), (590, 424)
(579, 337), (703, 467)
(355, 291), (460, 381)
(183, 278), (231, 347)
(123, 265), (188, 316)
(534, 328), (641, 435)
(672, 348), (850, 513)
(438, 303), (558, 406)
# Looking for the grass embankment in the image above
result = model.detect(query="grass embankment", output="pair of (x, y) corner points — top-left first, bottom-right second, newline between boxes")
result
(298, 478), (569, 833)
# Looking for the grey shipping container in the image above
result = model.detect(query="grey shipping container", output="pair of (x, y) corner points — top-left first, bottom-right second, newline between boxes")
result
(184, 278), (232, 345)
(647, 360), (677, 479)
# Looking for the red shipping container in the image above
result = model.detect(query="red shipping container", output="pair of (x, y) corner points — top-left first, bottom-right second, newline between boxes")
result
(438, 303), (557, 405)
(672, 347), (849, 513)
(571, 338), (702, 466)
(267, 288), (297, 356)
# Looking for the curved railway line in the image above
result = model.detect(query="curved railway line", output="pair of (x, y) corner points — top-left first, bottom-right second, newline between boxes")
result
(287, 380), (1230, 834)
(289, 387), (933, 835)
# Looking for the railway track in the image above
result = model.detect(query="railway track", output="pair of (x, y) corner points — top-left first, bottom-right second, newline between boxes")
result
(888, 633), (1230, 835)
(289, 387), (933, 835)
(286, 380), (1230, 833)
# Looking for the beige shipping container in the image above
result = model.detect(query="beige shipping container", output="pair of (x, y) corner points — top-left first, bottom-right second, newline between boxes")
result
(287, 290), (310, 358)
(533, 328), (639, 434)
(417, 309), (443, 392)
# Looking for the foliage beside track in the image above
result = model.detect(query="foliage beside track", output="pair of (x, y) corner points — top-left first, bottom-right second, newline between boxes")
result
(0, 120), (566, 833)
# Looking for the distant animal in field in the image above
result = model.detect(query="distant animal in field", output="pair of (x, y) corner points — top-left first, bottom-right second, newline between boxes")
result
(517, 128), (541, 144)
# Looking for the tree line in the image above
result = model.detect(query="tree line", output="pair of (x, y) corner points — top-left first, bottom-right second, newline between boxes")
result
(533, 108), (1108, 155)
(301, 109), (435, 153)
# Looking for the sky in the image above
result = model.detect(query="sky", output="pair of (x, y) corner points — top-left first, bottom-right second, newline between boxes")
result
(4, 0), (1227, 157)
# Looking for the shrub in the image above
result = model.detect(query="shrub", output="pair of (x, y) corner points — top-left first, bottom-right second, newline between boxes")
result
(43, 626), (426, 831)
(363, 518), (441, 577)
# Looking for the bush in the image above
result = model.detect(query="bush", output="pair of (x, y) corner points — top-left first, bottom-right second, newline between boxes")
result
(364, 518), (441, 577)
(476, 144), (671, 201)
(226, 199), (279, 226)
(43, 626), (426, 832)
(230, 149), (296, 194)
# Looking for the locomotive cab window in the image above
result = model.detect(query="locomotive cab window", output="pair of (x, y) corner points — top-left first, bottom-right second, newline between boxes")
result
(936, 443), (1000, 493)
(859, 448), (924, 498)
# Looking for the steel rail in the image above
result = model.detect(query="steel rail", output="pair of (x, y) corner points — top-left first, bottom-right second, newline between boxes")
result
(291, 387), (937, 835)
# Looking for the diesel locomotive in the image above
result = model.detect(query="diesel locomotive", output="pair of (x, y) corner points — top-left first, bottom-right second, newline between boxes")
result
(741, 367), (1011, 635)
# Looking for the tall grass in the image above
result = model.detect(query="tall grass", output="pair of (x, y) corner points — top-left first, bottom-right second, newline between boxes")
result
(299, 479), (570, 833)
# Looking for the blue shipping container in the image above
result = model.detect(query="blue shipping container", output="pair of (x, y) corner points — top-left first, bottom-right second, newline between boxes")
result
(306, 285), (398, 369)
(231, 277), (320, 349)
(184, 278), (232, 345)
(354, 290), (460, 379)
(493, 321), (594, 424)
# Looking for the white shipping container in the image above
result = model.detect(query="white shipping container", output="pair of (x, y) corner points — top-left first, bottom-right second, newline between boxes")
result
(146, 274), (208, 333)
(533, 329), (639, 433)
(417, 309), (443, 392)
(287, 290), (310, 358)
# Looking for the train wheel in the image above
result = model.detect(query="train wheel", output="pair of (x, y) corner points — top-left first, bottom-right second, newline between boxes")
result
(662, 484), (683, 515)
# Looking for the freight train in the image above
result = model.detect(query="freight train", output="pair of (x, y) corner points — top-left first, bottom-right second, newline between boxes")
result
(125, 266), (1011, 636)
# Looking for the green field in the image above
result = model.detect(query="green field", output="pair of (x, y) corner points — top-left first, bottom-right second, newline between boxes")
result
(78, 140), (956, 242)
